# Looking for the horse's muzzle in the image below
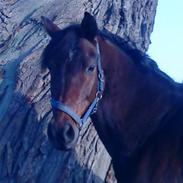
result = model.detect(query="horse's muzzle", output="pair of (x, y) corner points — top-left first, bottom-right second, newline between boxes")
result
(47, 121), (79, 150)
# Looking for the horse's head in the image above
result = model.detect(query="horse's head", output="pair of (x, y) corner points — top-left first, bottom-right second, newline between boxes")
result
(42, 13), (104, 150)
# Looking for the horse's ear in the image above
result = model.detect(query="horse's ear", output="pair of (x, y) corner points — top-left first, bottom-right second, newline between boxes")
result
(81, 12), (98, 41)
(41, 16), (60, 37)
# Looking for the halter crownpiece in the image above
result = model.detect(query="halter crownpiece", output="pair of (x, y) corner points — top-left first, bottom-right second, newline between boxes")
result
(50, 41), (105, 128)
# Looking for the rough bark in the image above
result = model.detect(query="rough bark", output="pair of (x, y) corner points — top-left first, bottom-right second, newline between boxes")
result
(0, 0), (158, 182)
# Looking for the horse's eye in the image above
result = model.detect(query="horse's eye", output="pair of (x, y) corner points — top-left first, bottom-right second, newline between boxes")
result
(86, 65), (95, 74)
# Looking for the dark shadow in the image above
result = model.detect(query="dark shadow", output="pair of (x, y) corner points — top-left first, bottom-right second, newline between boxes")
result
(0, 92), (105, 183)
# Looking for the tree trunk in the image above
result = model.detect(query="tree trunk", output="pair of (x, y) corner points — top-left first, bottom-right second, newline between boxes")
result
(0, 0), (158, 182)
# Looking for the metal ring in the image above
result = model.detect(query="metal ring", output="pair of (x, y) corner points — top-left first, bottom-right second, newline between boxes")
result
(96, 91), (103, 100)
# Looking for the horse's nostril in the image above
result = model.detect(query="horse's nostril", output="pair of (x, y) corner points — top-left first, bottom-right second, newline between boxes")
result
(62, 123), (75, 142)
(47, 122), (79, 150)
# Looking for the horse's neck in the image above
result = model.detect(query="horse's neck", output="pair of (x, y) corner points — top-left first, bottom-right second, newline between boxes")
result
(94, 37), (179, 159)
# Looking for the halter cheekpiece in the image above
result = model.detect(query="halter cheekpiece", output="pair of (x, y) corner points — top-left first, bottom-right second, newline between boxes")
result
(50, 41), (105, 128)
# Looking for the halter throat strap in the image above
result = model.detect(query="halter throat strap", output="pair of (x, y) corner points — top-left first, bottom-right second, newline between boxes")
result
(50, 41), (105, 128)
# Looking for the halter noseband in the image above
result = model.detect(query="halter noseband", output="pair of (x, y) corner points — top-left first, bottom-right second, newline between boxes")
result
(50, 41), (105, 128)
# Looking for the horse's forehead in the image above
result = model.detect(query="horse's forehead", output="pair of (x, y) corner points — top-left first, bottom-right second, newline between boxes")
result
(59, 31), (78, 62)
(62, 31), (78, 47)
(79, 38), (96, 53)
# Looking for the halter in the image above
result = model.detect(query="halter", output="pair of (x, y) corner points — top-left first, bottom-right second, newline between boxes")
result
(50, 41), (105, 128)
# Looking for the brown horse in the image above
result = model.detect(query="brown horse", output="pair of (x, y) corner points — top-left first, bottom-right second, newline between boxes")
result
(41, 12), (183, 183)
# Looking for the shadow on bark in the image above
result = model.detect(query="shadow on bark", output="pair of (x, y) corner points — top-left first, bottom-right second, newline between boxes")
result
(0, 92), (105, 183)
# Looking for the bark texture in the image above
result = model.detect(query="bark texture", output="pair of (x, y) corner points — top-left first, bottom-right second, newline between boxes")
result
(0, 0), (158, 182)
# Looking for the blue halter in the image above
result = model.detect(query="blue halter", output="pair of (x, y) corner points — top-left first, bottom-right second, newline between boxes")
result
(50, 42), (105, 128)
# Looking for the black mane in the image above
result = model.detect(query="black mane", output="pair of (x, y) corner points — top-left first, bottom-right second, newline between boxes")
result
(42, 24), (81, 69)
(99, 29), (157, 67)
(98, 29), (177, 84)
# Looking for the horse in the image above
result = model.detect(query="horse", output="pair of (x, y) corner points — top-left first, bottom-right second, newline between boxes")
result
(41, 12), (183, 183)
